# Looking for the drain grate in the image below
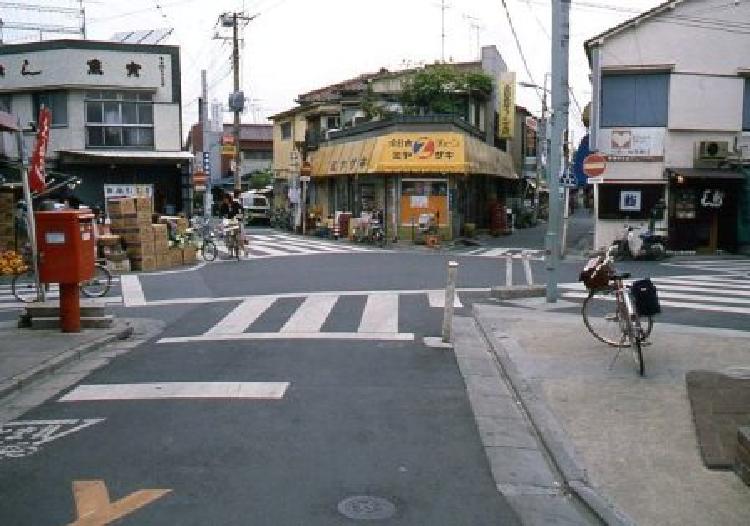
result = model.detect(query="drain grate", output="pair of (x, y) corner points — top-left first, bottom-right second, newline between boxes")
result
(337, 495), (396, 521)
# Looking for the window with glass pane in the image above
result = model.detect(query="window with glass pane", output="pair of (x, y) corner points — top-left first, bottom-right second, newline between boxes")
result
(33, 91), (68, 126)
(85, 90), (154, 148)
(601, 73), (669, 127)
(0, 95), (11, 113)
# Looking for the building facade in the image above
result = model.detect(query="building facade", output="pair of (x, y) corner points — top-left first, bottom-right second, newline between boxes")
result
(0, 39), (191, 214)
(586, 0), (750, 254)
(270, 46), (518, 239)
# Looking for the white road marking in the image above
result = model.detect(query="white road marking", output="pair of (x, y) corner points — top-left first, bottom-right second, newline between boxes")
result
(427, 291), (463, 308)
(120, 275), (145, 307)
(358, 293), (399, 333)
(248, 244), (296, 257)
(124, 288), (490, 307)
(562, 291), (750, 315)
(158, 332), (414, 343)
(252, 242), (316, 254)
(58, 382), (290, 401)
(486, 248), (509, 257)
(0, 419), (105, 459)
(647, 283), (750, 296)
(205, 297), (276, 335)
(281, 295), (338, 332)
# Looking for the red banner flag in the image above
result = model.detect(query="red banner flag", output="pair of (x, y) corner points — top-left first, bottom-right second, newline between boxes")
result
(29, 107), (51, 194)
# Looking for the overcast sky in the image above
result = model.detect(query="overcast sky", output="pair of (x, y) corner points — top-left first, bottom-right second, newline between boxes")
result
(11, 0), (666, 142)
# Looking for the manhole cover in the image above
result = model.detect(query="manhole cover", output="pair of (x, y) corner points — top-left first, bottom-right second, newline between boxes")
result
(337, 495), (396, 520)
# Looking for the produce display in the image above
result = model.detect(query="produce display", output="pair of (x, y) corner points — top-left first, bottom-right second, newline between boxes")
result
(0, 250), (27, 276)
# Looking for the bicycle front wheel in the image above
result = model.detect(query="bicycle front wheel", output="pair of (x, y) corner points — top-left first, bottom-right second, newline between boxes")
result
(12, 270), (39, 303)
(81, 265), (112, 298)
(582, 290), (628, 347)
(202, 240), (217, 261)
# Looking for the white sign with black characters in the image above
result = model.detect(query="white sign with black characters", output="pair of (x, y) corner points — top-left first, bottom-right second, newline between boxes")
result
(701, 189), (724, 208)
(620, 190), (642, 212)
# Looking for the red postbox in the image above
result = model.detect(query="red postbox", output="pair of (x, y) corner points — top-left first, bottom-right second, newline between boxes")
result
(35, 210), (96, 332)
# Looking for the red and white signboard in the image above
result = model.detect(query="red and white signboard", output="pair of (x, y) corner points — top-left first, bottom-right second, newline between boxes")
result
(582, 153), (607, 178)
(29, 107), (51, 193)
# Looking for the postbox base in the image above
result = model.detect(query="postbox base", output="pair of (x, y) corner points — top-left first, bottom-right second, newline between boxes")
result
(59, 283), (81, 333)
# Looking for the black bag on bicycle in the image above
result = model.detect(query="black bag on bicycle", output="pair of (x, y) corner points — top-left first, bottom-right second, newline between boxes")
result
(631, 278), (660, 316)
(579, 257), (611, 290)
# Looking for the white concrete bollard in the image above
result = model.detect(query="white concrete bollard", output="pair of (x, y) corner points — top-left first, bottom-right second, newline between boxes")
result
(523, 254), (534, 285)
(505, 255), (513, 287)
(442, 261), (459, 343)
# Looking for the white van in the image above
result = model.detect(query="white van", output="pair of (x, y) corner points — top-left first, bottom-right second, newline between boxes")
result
(240, 192), (271, 223)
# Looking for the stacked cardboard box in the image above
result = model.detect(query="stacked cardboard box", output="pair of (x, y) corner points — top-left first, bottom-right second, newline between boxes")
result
(109, 197), (157, 271)
(153, 223), (170, 269)
(182, 246), (197, 264)
(0, 192), (18, 251)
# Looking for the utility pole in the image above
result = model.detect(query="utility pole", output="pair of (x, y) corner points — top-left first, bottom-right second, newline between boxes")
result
(546, 0), (570, 303)
(201, 69), (212, 217)
(231, 12), (241, 196)
(217, 11), (257, 195)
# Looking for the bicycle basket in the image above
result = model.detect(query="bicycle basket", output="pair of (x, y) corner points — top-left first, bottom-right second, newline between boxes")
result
(631, 278), (661, 316)
(579, 257), (612, 290)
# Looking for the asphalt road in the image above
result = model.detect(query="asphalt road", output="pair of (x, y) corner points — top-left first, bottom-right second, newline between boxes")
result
(0, 230), (748, 524)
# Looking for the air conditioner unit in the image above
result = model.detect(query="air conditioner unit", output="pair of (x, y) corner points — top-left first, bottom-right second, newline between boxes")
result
(697, 141), (729, 160)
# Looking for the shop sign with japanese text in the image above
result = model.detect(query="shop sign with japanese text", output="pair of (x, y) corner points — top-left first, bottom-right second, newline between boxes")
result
(379, 133), (464, 167)
(598, 128), (665, 161)
(498, 72), (516, 139)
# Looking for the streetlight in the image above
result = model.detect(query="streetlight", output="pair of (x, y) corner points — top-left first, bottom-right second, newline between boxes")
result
(518, 76), (550, 223)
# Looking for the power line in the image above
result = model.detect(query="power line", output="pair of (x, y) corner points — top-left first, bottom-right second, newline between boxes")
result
(499, 0), (543, 105)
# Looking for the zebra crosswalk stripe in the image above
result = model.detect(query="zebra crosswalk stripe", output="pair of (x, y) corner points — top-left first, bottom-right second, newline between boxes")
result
(560, 274), (750, 316)
(281, 295), (337, 333)
(206, 297), (276, 335)
(358, 293), (399, 333)
(156, 290), (470, 343)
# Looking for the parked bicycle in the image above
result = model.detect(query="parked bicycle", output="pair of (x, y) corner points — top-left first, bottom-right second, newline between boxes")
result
(221, 218), (242, 260)
(188, 216), (218, 262)
(579, 244), (660, 376)
(12, 259), (112, 303)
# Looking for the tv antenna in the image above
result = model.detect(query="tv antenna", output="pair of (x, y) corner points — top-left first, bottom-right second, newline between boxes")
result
(463, 14), (484, 60)
(433, 0), (451, 63)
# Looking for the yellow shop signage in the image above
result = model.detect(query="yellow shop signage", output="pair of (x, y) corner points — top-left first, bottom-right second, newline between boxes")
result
(379, 133), (465, 167)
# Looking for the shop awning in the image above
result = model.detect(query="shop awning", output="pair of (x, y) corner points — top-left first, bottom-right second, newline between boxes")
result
(666, 168), (745, 180)
(310, 132), (515, 178)
(59, 150), (194, 165)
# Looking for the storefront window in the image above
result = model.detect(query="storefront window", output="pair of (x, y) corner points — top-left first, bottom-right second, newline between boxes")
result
(401, 181), (447, 196)
(401, 179), (449, 226)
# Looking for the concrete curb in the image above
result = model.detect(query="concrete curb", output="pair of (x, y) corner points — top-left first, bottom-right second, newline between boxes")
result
(0, 321), (134, 401)
(491, 285), (546, 300)
(473, 304), (637, 526)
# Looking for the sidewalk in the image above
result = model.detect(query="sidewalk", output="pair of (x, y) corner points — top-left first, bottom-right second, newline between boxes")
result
(469, 300), (750, 526)
(0, 318), (134, 402)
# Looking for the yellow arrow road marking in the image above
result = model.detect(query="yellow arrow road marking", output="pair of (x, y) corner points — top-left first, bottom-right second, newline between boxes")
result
(67, 480), (171, 526)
